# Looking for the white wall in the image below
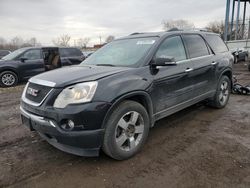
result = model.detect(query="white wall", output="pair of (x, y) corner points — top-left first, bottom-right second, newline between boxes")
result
(226, 40), (250, 52)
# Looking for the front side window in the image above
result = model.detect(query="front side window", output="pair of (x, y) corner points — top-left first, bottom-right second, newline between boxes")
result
(155, 36), (187, 62)
(182, 35), (209, 58)
(82, 37), (157, 67)
(22, 49), (41, 60)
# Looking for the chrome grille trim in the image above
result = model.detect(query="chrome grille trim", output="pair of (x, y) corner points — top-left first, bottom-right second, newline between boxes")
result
(29, 78), (56, 87)
(21, 82), (53, 107)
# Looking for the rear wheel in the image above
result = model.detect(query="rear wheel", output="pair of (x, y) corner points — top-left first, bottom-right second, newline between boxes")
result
(103, 100), (150, 160)
(0, 71), (18, 87)
(207, 75), (231, 108)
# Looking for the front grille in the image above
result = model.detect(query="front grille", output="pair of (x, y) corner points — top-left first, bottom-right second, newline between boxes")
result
(25, 82), (52, 104)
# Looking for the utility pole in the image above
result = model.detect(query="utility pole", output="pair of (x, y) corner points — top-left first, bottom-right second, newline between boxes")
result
(224, 0), (231, 41)
(248, 20), (250, 39)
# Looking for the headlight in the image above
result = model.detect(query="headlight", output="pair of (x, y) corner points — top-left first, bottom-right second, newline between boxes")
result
(53, 81), (98, 108)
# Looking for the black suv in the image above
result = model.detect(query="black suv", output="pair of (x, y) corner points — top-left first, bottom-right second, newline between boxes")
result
(20, 31), (233, 160)
(0, 47), (84, 87)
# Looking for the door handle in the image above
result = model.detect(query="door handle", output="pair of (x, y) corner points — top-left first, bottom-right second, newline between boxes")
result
(211, 61), (218, 65)
(185, 68), (193, 73)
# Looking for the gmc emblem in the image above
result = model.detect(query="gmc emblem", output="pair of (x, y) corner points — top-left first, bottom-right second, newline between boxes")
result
(27, 87), (39, 97)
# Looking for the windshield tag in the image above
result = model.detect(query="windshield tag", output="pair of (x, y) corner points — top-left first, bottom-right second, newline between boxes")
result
(136, 40), (155, 45)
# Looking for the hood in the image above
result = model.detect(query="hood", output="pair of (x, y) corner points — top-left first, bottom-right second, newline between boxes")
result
(29, 65), (131, 88)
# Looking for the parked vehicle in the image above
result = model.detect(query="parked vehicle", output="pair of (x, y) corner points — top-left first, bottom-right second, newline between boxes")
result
(82, 50), (95, 58)
(0, 47), (84, 87)
(20, 30), (233, 160)
(231, 48), (249, 63)
(0, 50), (11, 59)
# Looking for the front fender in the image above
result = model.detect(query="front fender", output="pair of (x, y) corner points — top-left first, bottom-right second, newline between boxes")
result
(100, 90), (154, 129)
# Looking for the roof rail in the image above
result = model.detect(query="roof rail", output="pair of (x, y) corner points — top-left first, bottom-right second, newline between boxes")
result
(167, 28), (210, 32)
(130, 32), (144, 35)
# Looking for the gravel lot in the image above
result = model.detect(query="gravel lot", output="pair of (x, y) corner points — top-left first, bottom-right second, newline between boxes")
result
(0, 62), (250, 188)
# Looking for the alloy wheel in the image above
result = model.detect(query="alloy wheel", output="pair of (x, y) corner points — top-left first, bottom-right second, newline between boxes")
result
(115, 111), (144, 152)
(1, 73), (16, 86)
(219, 80), (229, 105)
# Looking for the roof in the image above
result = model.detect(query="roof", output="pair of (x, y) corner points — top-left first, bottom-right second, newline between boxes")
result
(118, 30), (218, 40)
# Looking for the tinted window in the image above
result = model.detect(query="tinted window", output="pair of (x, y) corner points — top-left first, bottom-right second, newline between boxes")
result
(183, 35), (209, 58)
(155, 36), (187, 61)
(205, 35), (228, 53)
(22, 49), (41, 60)
(59, 48), (82, 57)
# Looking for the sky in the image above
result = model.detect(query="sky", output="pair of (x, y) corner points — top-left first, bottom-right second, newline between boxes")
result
(0, 0), (248, 46)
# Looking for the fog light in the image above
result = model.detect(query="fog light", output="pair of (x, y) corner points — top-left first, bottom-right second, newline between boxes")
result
(61, 119), (75, 131)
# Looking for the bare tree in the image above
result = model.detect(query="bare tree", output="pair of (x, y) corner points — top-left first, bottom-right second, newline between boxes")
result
(162, 19), (195, 31)
(105, 35), (115, 43)
(77, 37), (91, 49)
(0, 37), (6, 45)
(206, 21), (225, 36)
(11, 36), (24, 48)
(52, 34), (71, 47)
(27, 37), (37, 46)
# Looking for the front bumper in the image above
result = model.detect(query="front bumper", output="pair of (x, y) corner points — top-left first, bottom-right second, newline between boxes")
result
(20, 106), (106, 157)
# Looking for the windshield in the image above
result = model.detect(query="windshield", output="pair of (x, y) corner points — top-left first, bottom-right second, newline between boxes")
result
(2, 48), (27, 60)
(82, 37), (157, 67)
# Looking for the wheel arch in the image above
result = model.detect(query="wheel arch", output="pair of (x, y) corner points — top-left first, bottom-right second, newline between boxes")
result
(0, 68), (19, 78)
(101, 91), (155, 129)
(218, 68), (233, 90)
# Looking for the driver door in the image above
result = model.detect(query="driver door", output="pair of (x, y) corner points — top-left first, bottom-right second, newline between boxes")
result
(19, 49), (45, 78)
(150, 35), (195, 118)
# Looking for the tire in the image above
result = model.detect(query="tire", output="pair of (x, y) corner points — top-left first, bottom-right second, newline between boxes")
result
(103, 100), (150, 160)
(208, 75), (231, 109)
(0, 71), (18, 87)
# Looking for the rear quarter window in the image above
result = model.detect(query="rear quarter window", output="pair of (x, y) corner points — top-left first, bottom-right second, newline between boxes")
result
(182, 34), (210, 59)
(59, 48), (82, 57)
(204, 35), (228, 53)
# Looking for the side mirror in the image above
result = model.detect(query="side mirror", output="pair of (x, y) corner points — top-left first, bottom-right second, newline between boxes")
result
(20, 57), (27, 62)
(152, 56), (176, 66)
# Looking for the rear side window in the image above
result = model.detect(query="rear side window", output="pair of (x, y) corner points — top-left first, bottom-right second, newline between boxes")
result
(59, 48), (82, 57)
(155, 36), (187, 61)
(205, 35), (228, 53)
(182, 35), (209, 58)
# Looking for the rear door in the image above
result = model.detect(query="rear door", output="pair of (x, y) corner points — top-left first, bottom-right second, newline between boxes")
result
(18, 49), (45, 78)
(150, 35), (195, 115)
(182, 34), (216, 96)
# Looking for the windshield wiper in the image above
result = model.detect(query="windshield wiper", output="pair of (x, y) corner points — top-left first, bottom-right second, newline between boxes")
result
(96, 64), (115, 67)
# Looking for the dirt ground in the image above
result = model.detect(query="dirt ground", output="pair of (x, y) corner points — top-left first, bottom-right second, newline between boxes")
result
(0, 62), (250, 188)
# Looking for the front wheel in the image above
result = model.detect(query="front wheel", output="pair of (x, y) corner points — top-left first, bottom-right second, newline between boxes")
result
(207, 75), (231, 108)
(0, 71), (18, 87)
(103, 100), (150, 160)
